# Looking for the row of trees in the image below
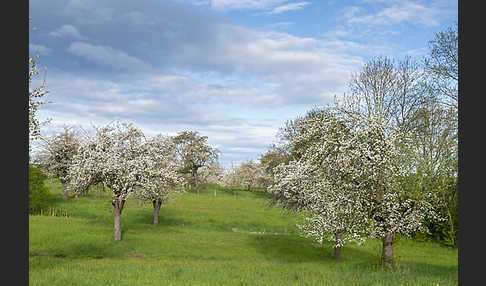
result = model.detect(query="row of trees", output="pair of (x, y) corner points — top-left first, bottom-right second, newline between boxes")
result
(221, 160), (270, 192)
(261, 25), (457, 269)
(36, 123), (220, 241)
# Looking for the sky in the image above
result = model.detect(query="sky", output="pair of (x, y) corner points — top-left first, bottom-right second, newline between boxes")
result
(29, 0), (457, 168)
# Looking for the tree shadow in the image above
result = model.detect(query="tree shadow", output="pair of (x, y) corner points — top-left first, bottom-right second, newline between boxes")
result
(246, 233), (379, 263)
(128, 209), (193, 229)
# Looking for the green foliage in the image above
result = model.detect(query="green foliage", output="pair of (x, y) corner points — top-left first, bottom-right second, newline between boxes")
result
(401, 173), (458, 247)
(29, 165), (49, 213)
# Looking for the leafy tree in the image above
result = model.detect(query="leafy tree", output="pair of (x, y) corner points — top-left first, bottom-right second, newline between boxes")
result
(419, 25), (458, 246)
(173, 131), (219, 195)
(67, 122), (145, 241)
(38, 126), (80, 200)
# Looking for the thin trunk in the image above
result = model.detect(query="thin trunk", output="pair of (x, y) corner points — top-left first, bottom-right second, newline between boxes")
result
(381, 232), (395, 269)
(247, 185), (250, 192)
(61, 181), (68, 200)
(153, 199), (162, 226)
(333, 231), (344, 260)
(194, 169), (200, 195)
(251, 184), (255, 193)
(112, 198), (125, 242)
(446, 207), (455, 246)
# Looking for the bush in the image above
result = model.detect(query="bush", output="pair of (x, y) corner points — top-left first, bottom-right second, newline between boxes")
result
(29, 165), (49, 213)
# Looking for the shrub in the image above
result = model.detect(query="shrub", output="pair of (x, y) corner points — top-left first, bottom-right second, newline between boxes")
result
(29, 164), (49, 213)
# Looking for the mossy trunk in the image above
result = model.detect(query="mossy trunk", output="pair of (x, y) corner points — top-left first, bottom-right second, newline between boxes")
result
(381, 232), (395, 269)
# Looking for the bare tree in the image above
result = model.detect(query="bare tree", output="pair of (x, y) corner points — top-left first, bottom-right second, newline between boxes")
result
(424, 24), (458, 112)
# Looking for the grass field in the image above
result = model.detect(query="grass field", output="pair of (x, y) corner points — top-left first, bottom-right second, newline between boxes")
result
(29, 179), (458, 285)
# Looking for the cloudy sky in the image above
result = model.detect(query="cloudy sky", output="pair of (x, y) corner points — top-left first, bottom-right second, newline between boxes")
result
(29, 0), (457, 168)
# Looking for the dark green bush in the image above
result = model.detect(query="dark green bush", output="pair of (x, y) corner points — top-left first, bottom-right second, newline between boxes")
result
(29, 164), (49, 213)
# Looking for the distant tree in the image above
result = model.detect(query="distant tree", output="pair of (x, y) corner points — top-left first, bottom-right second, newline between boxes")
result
(222, 160), (268, 192)
(67, 122), (145, 241)
(245, 160), (267, 192)
(198, 161), (225, 185)
(133, 134), (184, 226)
(259, 146), (290, 187)
(173, 131), (219, 195)
(38, 126), (80, 200)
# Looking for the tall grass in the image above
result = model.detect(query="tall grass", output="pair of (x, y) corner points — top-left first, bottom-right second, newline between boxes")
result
(29, 179), (458, 285)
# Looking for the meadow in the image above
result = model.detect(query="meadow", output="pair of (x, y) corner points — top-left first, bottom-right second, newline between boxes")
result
(29, 179), (458, 286)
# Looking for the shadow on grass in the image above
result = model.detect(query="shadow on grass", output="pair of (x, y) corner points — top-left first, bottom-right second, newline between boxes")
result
(246, 233), (344, 263)
(128, 209), (193, 229)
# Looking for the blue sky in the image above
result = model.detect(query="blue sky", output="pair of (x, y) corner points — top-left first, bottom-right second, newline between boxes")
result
(29, 0), (457, 168)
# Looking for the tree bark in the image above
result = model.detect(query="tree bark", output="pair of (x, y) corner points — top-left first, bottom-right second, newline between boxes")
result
(376, 168), (383, 202)
(333, 231), (343, 260)
(153, 199), (162, 226)
(251, 184), (255, 193)
(194, 169), (200, 195)
(61, 181), (68, 200)
(112, 198), (125, 242)
(381, 232), (395, 269)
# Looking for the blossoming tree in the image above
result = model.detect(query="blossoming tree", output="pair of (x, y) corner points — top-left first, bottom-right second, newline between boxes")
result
(67, 121), (145, 241)
(269, 111), (372, 259)
(132, 134), (184, 226)
(38, 126), (80, 200)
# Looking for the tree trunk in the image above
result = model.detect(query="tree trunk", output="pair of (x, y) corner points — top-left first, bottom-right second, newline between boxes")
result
(251, 184), (255, 193)
(333, 231), (343, 260)
(381, 232), (395, 269)
(194, 169), (200, 195)
(376, 168), (383, 202)
(112, 198), (125, 242)
(61, 181), (68, 200)
(153, 199), (162, 226)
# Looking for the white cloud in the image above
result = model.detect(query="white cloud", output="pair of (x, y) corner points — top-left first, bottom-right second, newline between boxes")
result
(49, 24), (85, 39)
(268, 1), (309, 14)
(345, 1), (453, 27)
(67, 41), (151, 71)
(210, 0), (286, 10)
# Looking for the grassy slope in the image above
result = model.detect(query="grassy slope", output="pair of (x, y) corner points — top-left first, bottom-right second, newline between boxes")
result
(29, 179), (458, 286)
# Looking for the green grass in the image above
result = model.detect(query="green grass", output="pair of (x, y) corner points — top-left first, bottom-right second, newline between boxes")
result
(29, 179), (458, 285)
